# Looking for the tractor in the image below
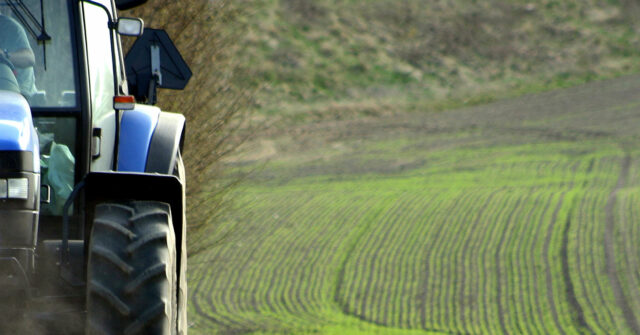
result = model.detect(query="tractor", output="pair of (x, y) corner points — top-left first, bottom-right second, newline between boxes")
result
(0, 0), (191, 333)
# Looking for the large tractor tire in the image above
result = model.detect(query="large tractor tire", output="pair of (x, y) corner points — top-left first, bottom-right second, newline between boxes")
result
(86, 201), (178, 335)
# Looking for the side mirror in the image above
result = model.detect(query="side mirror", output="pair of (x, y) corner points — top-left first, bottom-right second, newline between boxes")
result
(117, 18), (144, 37)
(124, 29), (192, 105)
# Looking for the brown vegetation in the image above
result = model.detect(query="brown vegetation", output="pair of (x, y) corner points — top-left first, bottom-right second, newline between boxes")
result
(122, 0), (255, 254)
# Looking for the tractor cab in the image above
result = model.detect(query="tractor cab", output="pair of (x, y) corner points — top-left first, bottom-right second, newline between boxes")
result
(0, 0), (78, 215)
(0, 0), (191, 333)
(1, 0), (134, 216)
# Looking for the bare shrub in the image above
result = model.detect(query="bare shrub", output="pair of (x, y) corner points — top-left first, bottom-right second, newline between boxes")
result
(123, 0), (256, 255)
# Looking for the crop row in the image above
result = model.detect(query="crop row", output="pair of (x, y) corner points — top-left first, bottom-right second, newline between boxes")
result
(189, 153), (637, 334)
(189, 188), (398, 331)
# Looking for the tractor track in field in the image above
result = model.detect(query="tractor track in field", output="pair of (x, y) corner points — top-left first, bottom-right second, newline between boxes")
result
(522, 193), (549, 335)
(191, 262), (246, 330)
(578, 193), (610, 332)
(191, 254), (237, 329)
(543, 193), (566, 335)
(560, 215), (592, 334)
(260, 200), (310, 316)
(288, 206), (361, 319)
(604, 155), (640, 334)
(558, 158), (593, 334)
(333, 201), (390, 323)
(331, 200), (427, 330)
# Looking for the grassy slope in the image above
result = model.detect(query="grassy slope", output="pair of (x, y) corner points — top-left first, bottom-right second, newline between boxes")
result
(241, 0), (640, 125)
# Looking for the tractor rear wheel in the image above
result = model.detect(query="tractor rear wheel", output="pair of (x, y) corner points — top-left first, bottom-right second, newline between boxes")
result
(86, 201), (177, 335)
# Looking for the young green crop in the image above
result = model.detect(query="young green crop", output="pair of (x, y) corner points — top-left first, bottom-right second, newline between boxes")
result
(187, 75), (640, 334)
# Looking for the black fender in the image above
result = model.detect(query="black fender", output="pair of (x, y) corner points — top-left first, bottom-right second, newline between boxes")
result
(145, 111), (185, 174)
(83, 171), (185, 291)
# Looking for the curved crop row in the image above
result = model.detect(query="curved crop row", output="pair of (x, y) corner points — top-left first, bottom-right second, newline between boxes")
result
(190, 145), (639, 335)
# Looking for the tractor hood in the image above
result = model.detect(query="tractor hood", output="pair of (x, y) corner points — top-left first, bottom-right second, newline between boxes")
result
(0, 91), (40, 172)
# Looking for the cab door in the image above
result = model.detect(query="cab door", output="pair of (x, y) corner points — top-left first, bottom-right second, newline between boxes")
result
(81, 0), (120, 173)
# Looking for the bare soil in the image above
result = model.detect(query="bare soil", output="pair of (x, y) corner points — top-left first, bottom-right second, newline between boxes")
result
(229, 74), (640, 178)
(604, 155), (640, 334)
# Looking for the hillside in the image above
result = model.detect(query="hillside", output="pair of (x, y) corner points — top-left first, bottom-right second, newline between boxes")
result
(240, 0), (640, 124)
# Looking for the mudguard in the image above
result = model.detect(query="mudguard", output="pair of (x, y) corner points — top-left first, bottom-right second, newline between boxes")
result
(117, 105), (184, 174)
(145, 111), (185, 174)
(117, 104), (160, 172)
(83, 172), (184, 262)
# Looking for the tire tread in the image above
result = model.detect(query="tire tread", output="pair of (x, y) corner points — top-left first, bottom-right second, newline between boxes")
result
(126, 231), (167, 254)
(124, 302), (166, 335)
(86, 201), (177, 334)
(94, 218), (137, 240)
(88, 280), (131, 316)
(124, 263), (168, 294)
(90, 245), (134, 274)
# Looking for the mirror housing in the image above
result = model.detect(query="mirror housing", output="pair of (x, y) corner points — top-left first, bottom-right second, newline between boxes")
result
(117, 17), (144, 37)
(125, 29), (192, 105)
(115, 0), (148, 10)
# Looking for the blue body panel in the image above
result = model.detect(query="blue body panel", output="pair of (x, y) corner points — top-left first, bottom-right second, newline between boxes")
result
(0, 91), (39, 172)
(117, 105), (161, 172)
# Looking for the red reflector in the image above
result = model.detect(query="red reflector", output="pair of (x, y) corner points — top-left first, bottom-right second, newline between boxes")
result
(114, 95), (135, 103)
(113, 95), (136, 110)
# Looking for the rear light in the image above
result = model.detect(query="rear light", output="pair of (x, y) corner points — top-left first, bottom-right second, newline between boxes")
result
(0, 178), (28, 200)
(114, 95), (136, 110)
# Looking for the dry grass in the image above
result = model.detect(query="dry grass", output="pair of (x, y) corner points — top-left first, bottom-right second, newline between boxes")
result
(242, 0), (640, 127)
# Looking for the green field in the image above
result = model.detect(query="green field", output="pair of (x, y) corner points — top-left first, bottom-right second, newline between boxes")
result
(187, 76), (640, 334)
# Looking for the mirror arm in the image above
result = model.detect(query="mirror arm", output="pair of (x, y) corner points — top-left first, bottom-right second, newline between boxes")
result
(147, 43), (161, 105)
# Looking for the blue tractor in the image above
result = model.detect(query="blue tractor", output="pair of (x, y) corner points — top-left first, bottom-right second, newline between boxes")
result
(0, 0), (191, 333)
